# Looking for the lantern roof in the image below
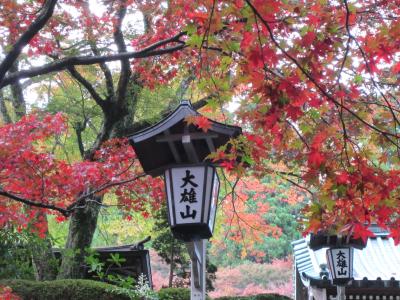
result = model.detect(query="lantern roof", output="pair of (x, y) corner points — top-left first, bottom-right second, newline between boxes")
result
(129, 100), (242, 177)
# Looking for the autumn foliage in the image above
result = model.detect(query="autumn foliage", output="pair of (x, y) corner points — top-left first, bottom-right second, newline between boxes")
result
(134, 0), (400, 241)
(0, 286), (20, 300)
(0, 113), (163, 235)
(208, 259), (293, 298)
(0, 0), (400, 243)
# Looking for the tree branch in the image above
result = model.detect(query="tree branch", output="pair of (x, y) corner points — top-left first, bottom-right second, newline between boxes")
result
(0, 33), (186, 89)
(0, 189), (70, 216)
(90, 43), (115, 97)
(67, 66), (106, 109)
(66, 172), (147, 212)
(74, 120), (87, 158)
(245, 0), (399, 146)
(0, 171), (148, 217)
(114, 0), (131, 105)
(286, 120), (310, 150)
(0, 0), (58, 83)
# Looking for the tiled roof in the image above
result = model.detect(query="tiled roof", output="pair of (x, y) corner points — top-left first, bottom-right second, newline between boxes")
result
(292, 231), (400, 288)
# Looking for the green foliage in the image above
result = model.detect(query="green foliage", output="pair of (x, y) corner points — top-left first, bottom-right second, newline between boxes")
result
(157, 288), (212, 300)
(84, 248), (135, 288)
(0, 280), (263, 300)
(0, 279), (133, 300)
(256, 179), (303, 261)
(152, 205), (190, 285)
(215, 294), (291, 300)
(47, 215), (69, 247)
(133, 274), (158, 300)
(83, 249), (156, 300)
(49, 201), (156, 249)
(107, 274), (158, 300)
(134, 86), (177, 124)
(0, 228), (58, 280)
(157, 288), (189, 300)
(84, 249), (105, 278)
(0, 228), (34, 280)
(152, 205), (217, 291)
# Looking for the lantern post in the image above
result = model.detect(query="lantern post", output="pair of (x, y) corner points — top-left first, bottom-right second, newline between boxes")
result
(129, 101), (241, 300)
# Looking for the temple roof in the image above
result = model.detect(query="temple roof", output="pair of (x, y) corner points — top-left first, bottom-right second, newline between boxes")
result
(292, 226), (400, 289)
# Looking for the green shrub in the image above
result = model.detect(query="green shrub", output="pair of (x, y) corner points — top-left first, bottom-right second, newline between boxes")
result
(215, 294), (292, 300)
(158, 288), (213, 300)
(0, 279), (133, 300)
(1, 279), (291, 300)
(158, 288), (190, 300)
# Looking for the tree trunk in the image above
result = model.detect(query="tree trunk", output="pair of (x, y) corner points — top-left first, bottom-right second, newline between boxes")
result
(29, 211), (58, 281)
(9, 63), (26, 119)
(0, 90), (11, 123)
(56, 28), (141, 278)
(57, 197), (101, 279)
(31, 235), (58, 281)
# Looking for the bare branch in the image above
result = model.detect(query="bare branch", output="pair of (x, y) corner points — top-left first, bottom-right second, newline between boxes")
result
(0, 33), (187, 89)
(74, 121), (87, 158)
(279, 175), (315, 197)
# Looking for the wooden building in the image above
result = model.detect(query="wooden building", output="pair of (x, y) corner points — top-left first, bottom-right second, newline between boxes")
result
(54, 239), (152, 287)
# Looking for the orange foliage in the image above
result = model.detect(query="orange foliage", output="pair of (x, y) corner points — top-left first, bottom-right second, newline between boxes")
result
(216, 176), (282, 259)
(209, 259), (293, 298)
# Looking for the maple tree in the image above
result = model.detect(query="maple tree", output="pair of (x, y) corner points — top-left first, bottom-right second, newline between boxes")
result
(134, 0), (400, 242)
(0, 0), (399, 279)
(0, 0), (184, 279)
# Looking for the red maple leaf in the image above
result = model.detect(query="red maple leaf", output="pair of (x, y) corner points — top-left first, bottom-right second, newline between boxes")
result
(195, 116), (212, 132)
(308, 150), (325, 168)
(352, 223), (375, 244)
(389, 228), (400, 245)
(220, 160), (235, 171)
(302, 31), (316, 47)
(336, 172), (349, 185)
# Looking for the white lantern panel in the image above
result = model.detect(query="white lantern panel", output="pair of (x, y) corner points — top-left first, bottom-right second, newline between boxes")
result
(164, 170), (174, 226)
(327, 247), (352, 279)
(208, 173), (219, 232)
(170, 166), (206, 225)
(203, 166), (213, 226)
